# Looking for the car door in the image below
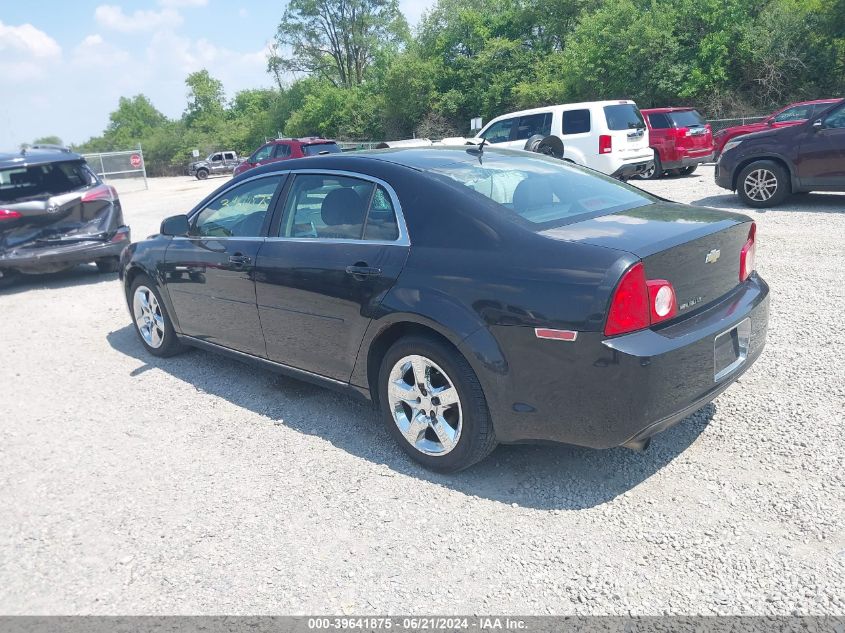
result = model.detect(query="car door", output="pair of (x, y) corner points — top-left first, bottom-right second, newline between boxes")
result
(480, 118), (518, 147)
(208, 153), (224, 174)
(245, 144), (275, 171)
(164, 174), (286, 356)
(797, 103), (845, 188)
(646, 112), (673, 162)
(254, 171), (410, 381)
(223, 152), (237, 171)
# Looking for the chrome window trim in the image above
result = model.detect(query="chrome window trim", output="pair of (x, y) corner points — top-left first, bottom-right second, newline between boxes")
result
(267, 168), (410, 247)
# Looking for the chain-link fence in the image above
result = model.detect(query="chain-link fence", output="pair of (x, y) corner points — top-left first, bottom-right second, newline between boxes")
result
(82, 148), (148, 192)
(705, 116), (766, 133)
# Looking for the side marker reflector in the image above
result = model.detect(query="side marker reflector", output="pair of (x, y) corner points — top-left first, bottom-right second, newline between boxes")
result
(535, 328), (578, 342)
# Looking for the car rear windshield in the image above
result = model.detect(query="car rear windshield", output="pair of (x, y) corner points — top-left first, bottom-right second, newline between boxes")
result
(428, 151), (654, 229)
(303, 143), (342, 156)
(604, 103), (645, 130)
(603, 104), (646, 130)
(668, 109), (705, 127)
(0, 160), (95, 203)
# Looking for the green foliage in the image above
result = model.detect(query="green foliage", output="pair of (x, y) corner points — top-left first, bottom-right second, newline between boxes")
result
(32, 135), (63, 146)
(76, 0), (845, 172)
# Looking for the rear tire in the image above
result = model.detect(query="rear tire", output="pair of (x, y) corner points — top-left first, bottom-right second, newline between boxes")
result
(378, 335), (497, 473)
(128, 274), (185, 357)
(96, 257), (120, 273)
(736, 160), (790, 208)
(0, 269), (20, 289)
(196, 169), (209, 180)
(680, 165), (698, 176)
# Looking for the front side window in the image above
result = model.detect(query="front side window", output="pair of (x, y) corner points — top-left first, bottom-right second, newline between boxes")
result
(562, 109), (591, 134)
(428, 152), (653, 229)
(481, 119), (515, 144)
(513, 113), (552, 140)
(824, 105), (845, 129)
(279, 174), (399, 241)
(193, 176), (282, 238)
(251, 144), (274, 162)
(773, 105), (812, 123)
(211, 154), (222, 162)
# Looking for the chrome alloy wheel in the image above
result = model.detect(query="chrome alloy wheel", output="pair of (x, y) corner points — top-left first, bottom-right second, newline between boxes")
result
(743, 168), (779, 202)
(387, 355), (462, 456)
(133, 285), (165, 349)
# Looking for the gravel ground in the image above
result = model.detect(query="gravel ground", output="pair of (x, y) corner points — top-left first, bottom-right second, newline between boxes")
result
(1, 166), (843, 615)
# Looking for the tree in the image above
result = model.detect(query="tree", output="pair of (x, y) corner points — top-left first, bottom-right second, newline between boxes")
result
(32, 135), (64, 146)
(269, 0), (409, 87)
(184, 70), (226, 130)
(104, 95), (167, 148)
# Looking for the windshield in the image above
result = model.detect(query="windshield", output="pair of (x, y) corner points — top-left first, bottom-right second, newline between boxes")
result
(428, 152), (654, 229)
(304, 143), (342, 156)
(0, 160), (95, 203)
(668, 110), (705, 127)
(604, 104), (646, 130)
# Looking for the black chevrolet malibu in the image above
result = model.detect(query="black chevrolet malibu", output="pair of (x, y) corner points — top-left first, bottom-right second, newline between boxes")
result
(120, 147), (769, 472)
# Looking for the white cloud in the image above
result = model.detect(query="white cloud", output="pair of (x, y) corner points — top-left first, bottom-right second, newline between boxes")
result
(94, 5), (182, 32)
(0, 20), (61, 59)
(158, 0), (208, 6)
(73, 33), (130, 68)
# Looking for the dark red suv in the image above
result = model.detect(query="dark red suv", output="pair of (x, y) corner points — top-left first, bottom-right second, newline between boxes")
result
(712, 99), (840, 156)
(234, 137), (342, 176)
(639, 107), (714, 179)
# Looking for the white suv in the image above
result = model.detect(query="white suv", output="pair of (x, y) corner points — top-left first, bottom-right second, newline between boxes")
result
(473, 100), (653, 179)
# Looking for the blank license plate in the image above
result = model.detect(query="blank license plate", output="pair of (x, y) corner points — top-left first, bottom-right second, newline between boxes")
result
(714, 318), (751, 381)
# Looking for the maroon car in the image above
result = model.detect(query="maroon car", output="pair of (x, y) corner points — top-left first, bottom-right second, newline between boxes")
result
(640, 107), (714, 179)
(713, 99), (840, 156)
(234, 137), (342, 176)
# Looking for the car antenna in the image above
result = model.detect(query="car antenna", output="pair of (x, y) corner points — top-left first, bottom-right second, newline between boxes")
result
(466, 137), (486, 160)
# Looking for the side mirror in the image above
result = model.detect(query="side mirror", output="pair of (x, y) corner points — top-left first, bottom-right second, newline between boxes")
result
(160, 214), (190, 237)
(812, 119), (823, 130)
(766, 119), (774, 126)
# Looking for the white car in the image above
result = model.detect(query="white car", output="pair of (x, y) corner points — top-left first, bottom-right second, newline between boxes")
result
(473, 100), (654, 179)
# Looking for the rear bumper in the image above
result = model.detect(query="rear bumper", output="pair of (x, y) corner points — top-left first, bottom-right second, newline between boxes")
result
(663, 151), (714, 170)
(469, 274), (769, 448)
(0, 227), (130, 273)
(610, 160), (654, 180)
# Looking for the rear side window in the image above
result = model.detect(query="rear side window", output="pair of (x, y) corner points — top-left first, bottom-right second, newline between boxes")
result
(603, 104), (646, 130)
(0, 160), (95, 203)
(562, 109), (591, 134)
(481, 119), (516, 143)
(428, 152), (653, 229)
(647, 113), (672, 129)
(513, 113), (552, 140)
(303, 143), (342, 156)
(279, 174), (399, 241)
(668, 110), (705, 127)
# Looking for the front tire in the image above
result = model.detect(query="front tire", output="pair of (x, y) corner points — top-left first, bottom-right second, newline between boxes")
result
(378, 336), (497, 473)
(196, 169), (209, 180)
(129, 275), (185, 357)
(737, 160), (790, 208)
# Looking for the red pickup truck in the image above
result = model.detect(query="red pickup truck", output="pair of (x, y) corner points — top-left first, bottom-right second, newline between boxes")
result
(712, 99), (840, 156)
(640, 107), (714, 179)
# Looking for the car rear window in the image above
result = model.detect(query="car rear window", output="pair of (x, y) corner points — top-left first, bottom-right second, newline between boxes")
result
(668, 110), (705, 127)
(428, 151), (654, 229)
(303, 143), (342, 156)
(0, 160), (95, 203)
(603, 104), (646, 130)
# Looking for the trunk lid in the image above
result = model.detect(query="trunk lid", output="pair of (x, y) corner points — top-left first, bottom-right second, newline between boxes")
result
(603, 102), (650, 155)
(541, 203), (752, 315)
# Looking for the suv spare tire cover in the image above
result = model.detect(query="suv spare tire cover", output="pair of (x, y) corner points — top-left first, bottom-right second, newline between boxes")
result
(537, 135), (564, 159)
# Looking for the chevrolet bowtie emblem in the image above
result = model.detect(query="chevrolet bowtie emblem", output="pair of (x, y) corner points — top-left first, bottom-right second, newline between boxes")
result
(705, 248), (721, 264)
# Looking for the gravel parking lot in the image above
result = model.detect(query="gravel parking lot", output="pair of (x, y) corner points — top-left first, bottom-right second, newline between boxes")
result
(1, 165), (843, 615)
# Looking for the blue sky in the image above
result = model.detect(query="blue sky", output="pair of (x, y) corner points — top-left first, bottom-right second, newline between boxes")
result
(0, 0), (436, 149)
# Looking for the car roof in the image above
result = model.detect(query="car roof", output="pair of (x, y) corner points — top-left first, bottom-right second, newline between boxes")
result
(272, 137), (337, 146)
(481, 100), (638, 128)
(784, 98), (840, 107)
(0, 148), (84, 170)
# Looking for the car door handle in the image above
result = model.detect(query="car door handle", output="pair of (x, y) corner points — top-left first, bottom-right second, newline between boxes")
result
(345, 264), (382, 279)
(228, 254), (252, 266)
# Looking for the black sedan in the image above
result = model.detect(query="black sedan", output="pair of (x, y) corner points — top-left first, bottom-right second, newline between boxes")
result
(120, 147), (769, 472)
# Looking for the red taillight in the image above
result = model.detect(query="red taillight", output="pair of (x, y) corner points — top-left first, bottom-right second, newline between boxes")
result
(599, 134), (612, 154)
(604, 263), (679, 336)
(739, 222), (756, 282)
(0, 209), (22, 220)
(674, 126), (690, 139)
(81, 184), (118, 203)
(604, 262), (650, 336)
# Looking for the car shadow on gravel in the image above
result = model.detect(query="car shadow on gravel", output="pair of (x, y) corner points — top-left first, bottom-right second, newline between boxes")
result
(107, 324), (714, 510)
(693, 192), (845, 213)
(0, 265), (117, 296)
